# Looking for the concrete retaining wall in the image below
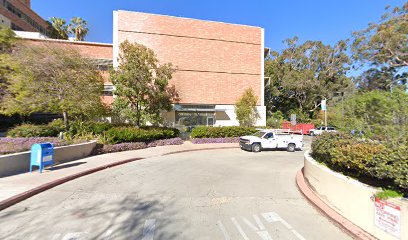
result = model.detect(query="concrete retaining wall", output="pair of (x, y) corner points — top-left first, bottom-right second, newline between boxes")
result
(304, 151), (408, 240)
(0, 141), (96, 177)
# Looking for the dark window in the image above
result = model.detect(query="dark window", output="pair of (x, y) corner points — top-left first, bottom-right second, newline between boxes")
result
(264, 133), (274, 139)
(4, 1), (48, 35)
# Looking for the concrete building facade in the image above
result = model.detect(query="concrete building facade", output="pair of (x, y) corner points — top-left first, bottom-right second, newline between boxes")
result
(113, 11), (266, 127)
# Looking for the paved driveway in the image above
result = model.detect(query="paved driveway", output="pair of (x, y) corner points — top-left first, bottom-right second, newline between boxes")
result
(0, 147), (351, 240)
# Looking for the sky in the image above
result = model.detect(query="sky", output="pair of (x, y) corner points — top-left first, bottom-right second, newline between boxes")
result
(32, 0), (406, 52)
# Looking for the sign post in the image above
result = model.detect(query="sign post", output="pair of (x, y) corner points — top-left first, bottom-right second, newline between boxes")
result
(321, 99), (327, 127)
(290, 114), (296, 126)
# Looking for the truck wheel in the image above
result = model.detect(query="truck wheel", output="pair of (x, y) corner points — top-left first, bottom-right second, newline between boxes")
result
(310, 132), (315, 136)
(287, 143), (296, 152)
(252, 143), (261, 153)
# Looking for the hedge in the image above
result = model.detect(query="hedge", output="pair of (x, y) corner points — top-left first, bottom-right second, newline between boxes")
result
(7, 119), (65, 138)
(311, 133), (408, 195)
(190, 126), (258, 138)
(105, 126), (180, 144)
(68, 121), (113, 137)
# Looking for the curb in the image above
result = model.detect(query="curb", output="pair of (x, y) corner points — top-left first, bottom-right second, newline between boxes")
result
(296, 169), (377, 240)
(0, 158), (142, 211)
(161, 146), (238, 156)
(0, 145), (239, 212)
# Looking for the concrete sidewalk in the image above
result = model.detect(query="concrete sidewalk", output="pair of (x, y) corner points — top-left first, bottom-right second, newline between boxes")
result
(0, 142), (238, 205)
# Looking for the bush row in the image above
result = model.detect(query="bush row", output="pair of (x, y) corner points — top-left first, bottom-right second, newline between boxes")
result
(311, 133), (408, 195)
(7, 119), (65, 138)
(190, 126), (258, 138)
(105, 127), (180, 144)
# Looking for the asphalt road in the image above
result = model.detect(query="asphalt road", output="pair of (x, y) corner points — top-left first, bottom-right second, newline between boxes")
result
(0, 141), (351, 240)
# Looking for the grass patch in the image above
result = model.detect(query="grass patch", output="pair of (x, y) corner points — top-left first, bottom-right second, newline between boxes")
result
(375, 189), (403, 200)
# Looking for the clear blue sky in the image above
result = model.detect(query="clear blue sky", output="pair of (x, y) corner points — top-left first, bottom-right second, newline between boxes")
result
(33, 0), (405, 52)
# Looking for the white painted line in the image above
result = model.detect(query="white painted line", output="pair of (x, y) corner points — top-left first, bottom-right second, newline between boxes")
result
(242, 217), (259, 231)
(231, 217), (249, 240)
(257, 230), (273, 240)
(103, 229), (113, 240)
(216, 220), (231, 240)
(61, 232), (87, 240)
(253, 215), (266, 230)
(261, 212), (281, 223)
(278, 218), (306, 240)
(262, 212), (306, 240)
(142, 219), (156, 240)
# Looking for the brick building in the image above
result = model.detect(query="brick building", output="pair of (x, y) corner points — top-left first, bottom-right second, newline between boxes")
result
(0, 0), (49, 35)
(113, 11), (266, 126)
(16, 10), (267, 127)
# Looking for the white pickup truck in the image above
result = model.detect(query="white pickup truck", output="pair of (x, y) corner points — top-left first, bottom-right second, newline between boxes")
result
(309, 126), (337, 136)
(239, 129), (303, 152)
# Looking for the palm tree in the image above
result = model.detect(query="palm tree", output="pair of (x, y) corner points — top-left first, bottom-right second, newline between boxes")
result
(49, 17), (68, 40)
(68, 17), (89, 41)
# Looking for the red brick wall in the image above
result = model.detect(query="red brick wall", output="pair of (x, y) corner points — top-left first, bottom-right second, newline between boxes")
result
(19, 0), (30, 7)
(116, 11), (263, 105)
(1, 0), (48, 32)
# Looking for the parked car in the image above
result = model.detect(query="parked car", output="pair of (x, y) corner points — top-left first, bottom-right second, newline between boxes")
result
(239, 129), (303, 152)
(309, 126), (337, 136)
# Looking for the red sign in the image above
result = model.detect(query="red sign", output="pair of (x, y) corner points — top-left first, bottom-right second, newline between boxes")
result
(374, 198), (401, 238)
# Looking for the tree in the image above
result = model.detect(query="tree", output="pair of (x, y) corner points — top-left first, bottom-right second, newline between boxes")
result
(352, 2), (408, 90)
(1, 44), (106, 129)
(356, 67), (407, 92)
(329, 90), (408, 143)
(0, 27), (16, 103)
(265, 37), (352, 119)
(110, 40), (179, 126)
(68, 17), (89, 41)
(235, 88), (259, 126)
(48, 17), (68, 40)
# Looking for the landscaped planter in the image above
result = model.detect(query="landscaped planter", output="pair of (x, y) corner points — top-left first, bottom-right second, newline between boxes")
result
(304, 151), (408, 240)
(0, 141), (97, 177)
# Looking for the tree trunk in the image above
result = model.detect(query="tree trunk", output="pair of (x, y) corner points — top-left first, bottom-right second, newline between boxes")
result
(62, 111), (69, 130)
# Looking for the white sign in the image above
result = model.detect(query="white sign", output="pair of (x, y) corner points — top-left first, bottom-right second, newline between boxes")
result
(290, 114), (296, 126)
(321, 99), (326, 111)
(374, 198), (401, 238)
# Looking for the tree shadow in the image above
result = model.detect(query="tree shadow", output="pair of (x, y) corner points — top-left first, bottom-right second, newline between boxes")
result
(0, 192), (185, 240)
(47, 161), (87, 171)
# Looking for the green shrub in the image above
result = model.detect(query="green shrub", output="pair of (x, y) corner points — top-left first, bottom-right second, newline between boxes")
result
(105, 126), (179, 144)
(311, 132), (408, 196)
(190, 126), (258, 138)
(7, 123), (60, 138)
(68, 121), (113, 137)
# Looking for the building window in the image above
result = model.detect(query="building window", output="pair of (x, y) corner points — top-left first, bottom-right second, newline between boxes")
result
(3, 1), (47, 35)
(175, 111), (215, 127)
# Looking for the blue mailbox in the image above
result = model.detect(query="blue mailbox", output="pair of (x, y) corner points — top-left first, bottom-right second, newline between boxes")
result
(30, 143), (55, 173)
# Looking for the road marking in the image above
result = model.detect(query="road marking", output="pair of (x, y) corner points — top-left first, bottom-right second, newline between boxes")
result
(261, 212), (281, 223)
(231, 217), (249, 240)
(262, 212), (306, 240)
(216, 220), (231, 240)
(257, 231), (273, 240)
(103, 229), (113, 240)
(241, 215), (273, 240)
(253, 214), (266, 230)
(142, 219), (156, 240)
(61, 232), (87, 240)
